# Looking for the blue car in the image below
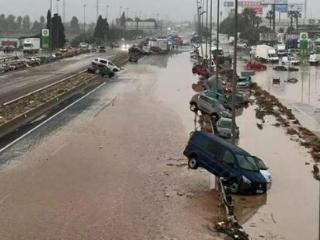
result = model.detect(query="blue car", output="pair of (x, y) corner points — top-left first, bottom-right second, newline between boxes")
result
(183, 131), (267, 194)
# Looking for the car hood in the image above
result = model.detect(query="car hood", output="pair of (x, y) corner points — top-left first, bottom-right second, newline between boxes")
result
(240, 169), (267, 184)
(260, 169), (272, 183)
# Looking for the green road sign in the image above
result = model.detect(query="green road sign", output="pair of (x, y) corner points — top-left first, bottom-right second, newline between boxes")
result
(42, 29), (50, 49)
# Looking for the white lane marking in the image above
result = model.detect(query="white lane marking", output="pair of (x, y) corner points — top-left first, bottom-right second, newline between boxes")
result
(289, 104), (318, 123)
(50, 143), (67, 157)
(0, 82), (106, 154)
(0, 194), (10, 205)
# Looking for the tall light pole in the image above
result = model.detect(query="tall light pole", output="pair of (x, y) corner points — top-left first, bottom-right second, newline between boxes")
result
(56, 0), (60, 14)
(96, 0), (99, 20)
(215, 0), (220, 90)
(106, 4), (109, 19)
(83, 4), (86, 34)
(205, 0), (208, 59)
(50, 0), (53, 53)
(62, 0), (66, 23)
(232, 0), (238, 144)
(209, 0), (213, 62)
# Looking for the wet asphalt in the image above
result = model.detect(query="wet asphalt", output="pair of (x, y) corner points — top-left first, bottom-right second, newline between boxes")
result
(0, 50), (318, 239)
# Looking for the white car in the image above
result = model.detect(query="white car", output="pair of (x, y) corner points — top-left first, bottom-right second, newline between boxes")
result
(281, 56), (300, 66)
(92, 58), (120, 72)
(255, 157), (272, 189)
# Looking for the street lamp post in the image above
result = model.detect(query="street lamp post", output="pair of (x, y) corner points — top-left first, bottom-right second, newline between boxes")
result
(106, 5), (109, 19)
(232, 0), (238, 144)
(49, 0), (53, 53)
(83, 4), (86, 34)
(215, 0), (220, 90)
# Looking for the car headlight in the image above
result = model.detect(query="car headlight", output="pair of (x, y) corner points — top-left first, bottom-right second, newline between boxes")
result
(242, 176), (251, 185)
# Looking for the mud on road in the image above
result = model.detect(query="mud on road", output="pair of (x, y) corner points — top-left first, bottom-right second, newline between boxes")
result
(0, 53), (222, 240)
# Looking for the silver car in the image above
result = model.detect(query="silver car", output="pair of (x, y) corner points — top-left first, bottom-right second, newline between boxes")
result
(190, 93), (231, 119)
(216, 117), (239, 138)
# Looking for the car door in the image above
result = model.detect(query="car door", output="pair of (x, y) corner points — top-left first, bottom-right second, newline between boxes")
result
(199, 140), (220, 176)
(220, 150), (237, 178)
(198, 95), (211, 112)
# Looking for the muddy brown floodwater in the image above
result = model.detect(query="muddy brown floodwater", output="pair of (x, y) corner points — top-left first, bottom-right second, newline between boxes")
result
(0, 51), (317, 240)
(0, 51), (223, 240)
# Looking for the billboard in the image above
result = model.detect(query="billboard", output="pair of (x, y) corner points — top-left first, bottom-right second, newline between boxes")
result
(260, 0), (288, 4)
(239, 1), (263, 14)
(224, 1), (234, 7)
(288, 3), (303, 12)
(275, 4), (288, 12)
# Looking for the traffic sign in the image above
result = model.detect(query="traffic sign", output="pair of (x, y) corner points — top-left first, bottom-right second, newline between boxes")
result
(41, 29), (50, 50)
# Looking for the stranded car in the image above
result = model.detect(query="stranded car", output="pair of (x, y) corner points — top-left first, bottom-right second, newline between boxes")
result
(192, 64), (209, 78)
(190, 93), (231, 119)
(273, 65), (299, 72)
(216, 117), (240, 138)
(92, 58), (120, 72)
(246, 60), (267, 71)
(183, 132), (268, 194)
(88, 62), (115, 78)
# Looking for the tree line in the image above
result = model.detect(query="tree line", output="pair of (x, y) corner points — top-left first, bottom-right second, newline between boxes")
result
(0, 13), (82, 35)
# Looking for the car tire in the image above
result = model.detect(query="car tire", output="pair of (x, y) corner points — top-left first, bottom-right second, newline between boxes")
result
(188, 157), (198, 169)
(190, 103), (198, 112)
(229, 182), (240, 194)
(211, 113), (220, 121)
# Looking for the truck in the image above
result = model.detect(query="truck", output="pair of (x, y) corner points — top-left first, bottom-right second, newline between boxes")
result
(22, 38), (41, 54)
(255, 45), (279, 63)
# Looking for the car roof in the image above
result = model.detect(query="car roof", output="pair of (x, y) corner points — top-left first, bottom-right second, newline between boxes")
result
(193, 131), (249, 155)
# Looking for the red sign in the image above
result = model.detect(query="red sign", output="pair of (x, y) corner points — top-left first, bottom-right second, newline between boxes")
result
(239, 1), (263, 14)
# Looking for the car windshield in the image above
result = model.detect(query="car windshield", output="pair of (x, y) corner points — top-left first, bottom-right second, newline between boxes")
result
(100, 60), (107, 64)
(218, 120), (232, 128)
(254, 157), (268, 170)
(236, 154), (259, 171)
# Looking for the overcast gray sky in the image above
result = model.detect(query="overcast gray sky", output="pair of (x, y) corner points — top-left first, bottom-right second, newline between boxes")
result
(0, 0), (318, 23)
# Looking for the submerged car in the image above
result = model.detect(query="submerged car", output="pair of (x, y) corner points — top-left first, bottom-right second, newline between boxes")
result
(184, 132), (268, 194)
(192, 64), (209, 78)
(273, 65), (299, 72)
(246, 60), (267, 71)
(237, 76), (252, 88)
(203, 90), (242, 110)
(190, 93), (231, 119)
(254, 157), (272, 189)
(216, 117), (240, 138)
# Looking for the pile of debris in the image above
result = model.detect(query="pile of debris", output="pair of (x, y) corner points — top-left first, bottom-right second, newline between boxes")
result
(251, 83), (320, 178)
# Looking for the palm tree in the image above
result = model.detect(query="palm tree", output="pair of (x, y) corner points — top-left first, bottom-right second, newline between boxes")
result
(294, 11), (302, 29)
(288, 11), (295, 29)
(266, 10), (273, 29)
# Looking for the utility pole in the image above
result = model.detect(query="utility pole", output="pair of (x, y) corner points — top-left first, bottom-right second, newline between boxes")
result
(50, 0), (53, 54)
(232, 0), (238, 144)
(304, 0), (307, 21)
(209, 0), (212, 62)
(83, 4), (86, 33)
(205, 0), (208, 60)
(215, 0), (220, 90)
(106, 5), (109, 19)
(96, 0), (99, 20)
(62, 0), (66, 23)
(272, 3), (276, 32)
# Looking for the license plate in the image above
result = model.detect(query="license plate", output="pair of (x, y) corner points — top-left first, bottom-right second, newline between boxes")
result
(256, 189), (264, 194)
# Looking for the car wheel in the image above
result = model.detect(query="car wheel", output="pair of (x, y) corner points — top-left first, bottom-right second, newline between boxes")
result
(190, 103), (198, 112)
(211, 113), (220, 121)
(229, 182), (240, 194)
(188, 157), (198, 169)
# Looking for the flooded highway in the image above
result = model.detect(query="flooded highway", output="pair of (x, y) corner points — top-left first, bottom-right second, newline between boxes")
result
(0, 51), (318, 239)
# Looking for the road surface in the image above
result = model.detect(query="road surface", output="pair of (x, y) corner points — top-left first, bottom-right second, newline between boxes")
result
(0, 51), (317, 240)
(0, 50), (118, 104)
(0, 52), (221, 240)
